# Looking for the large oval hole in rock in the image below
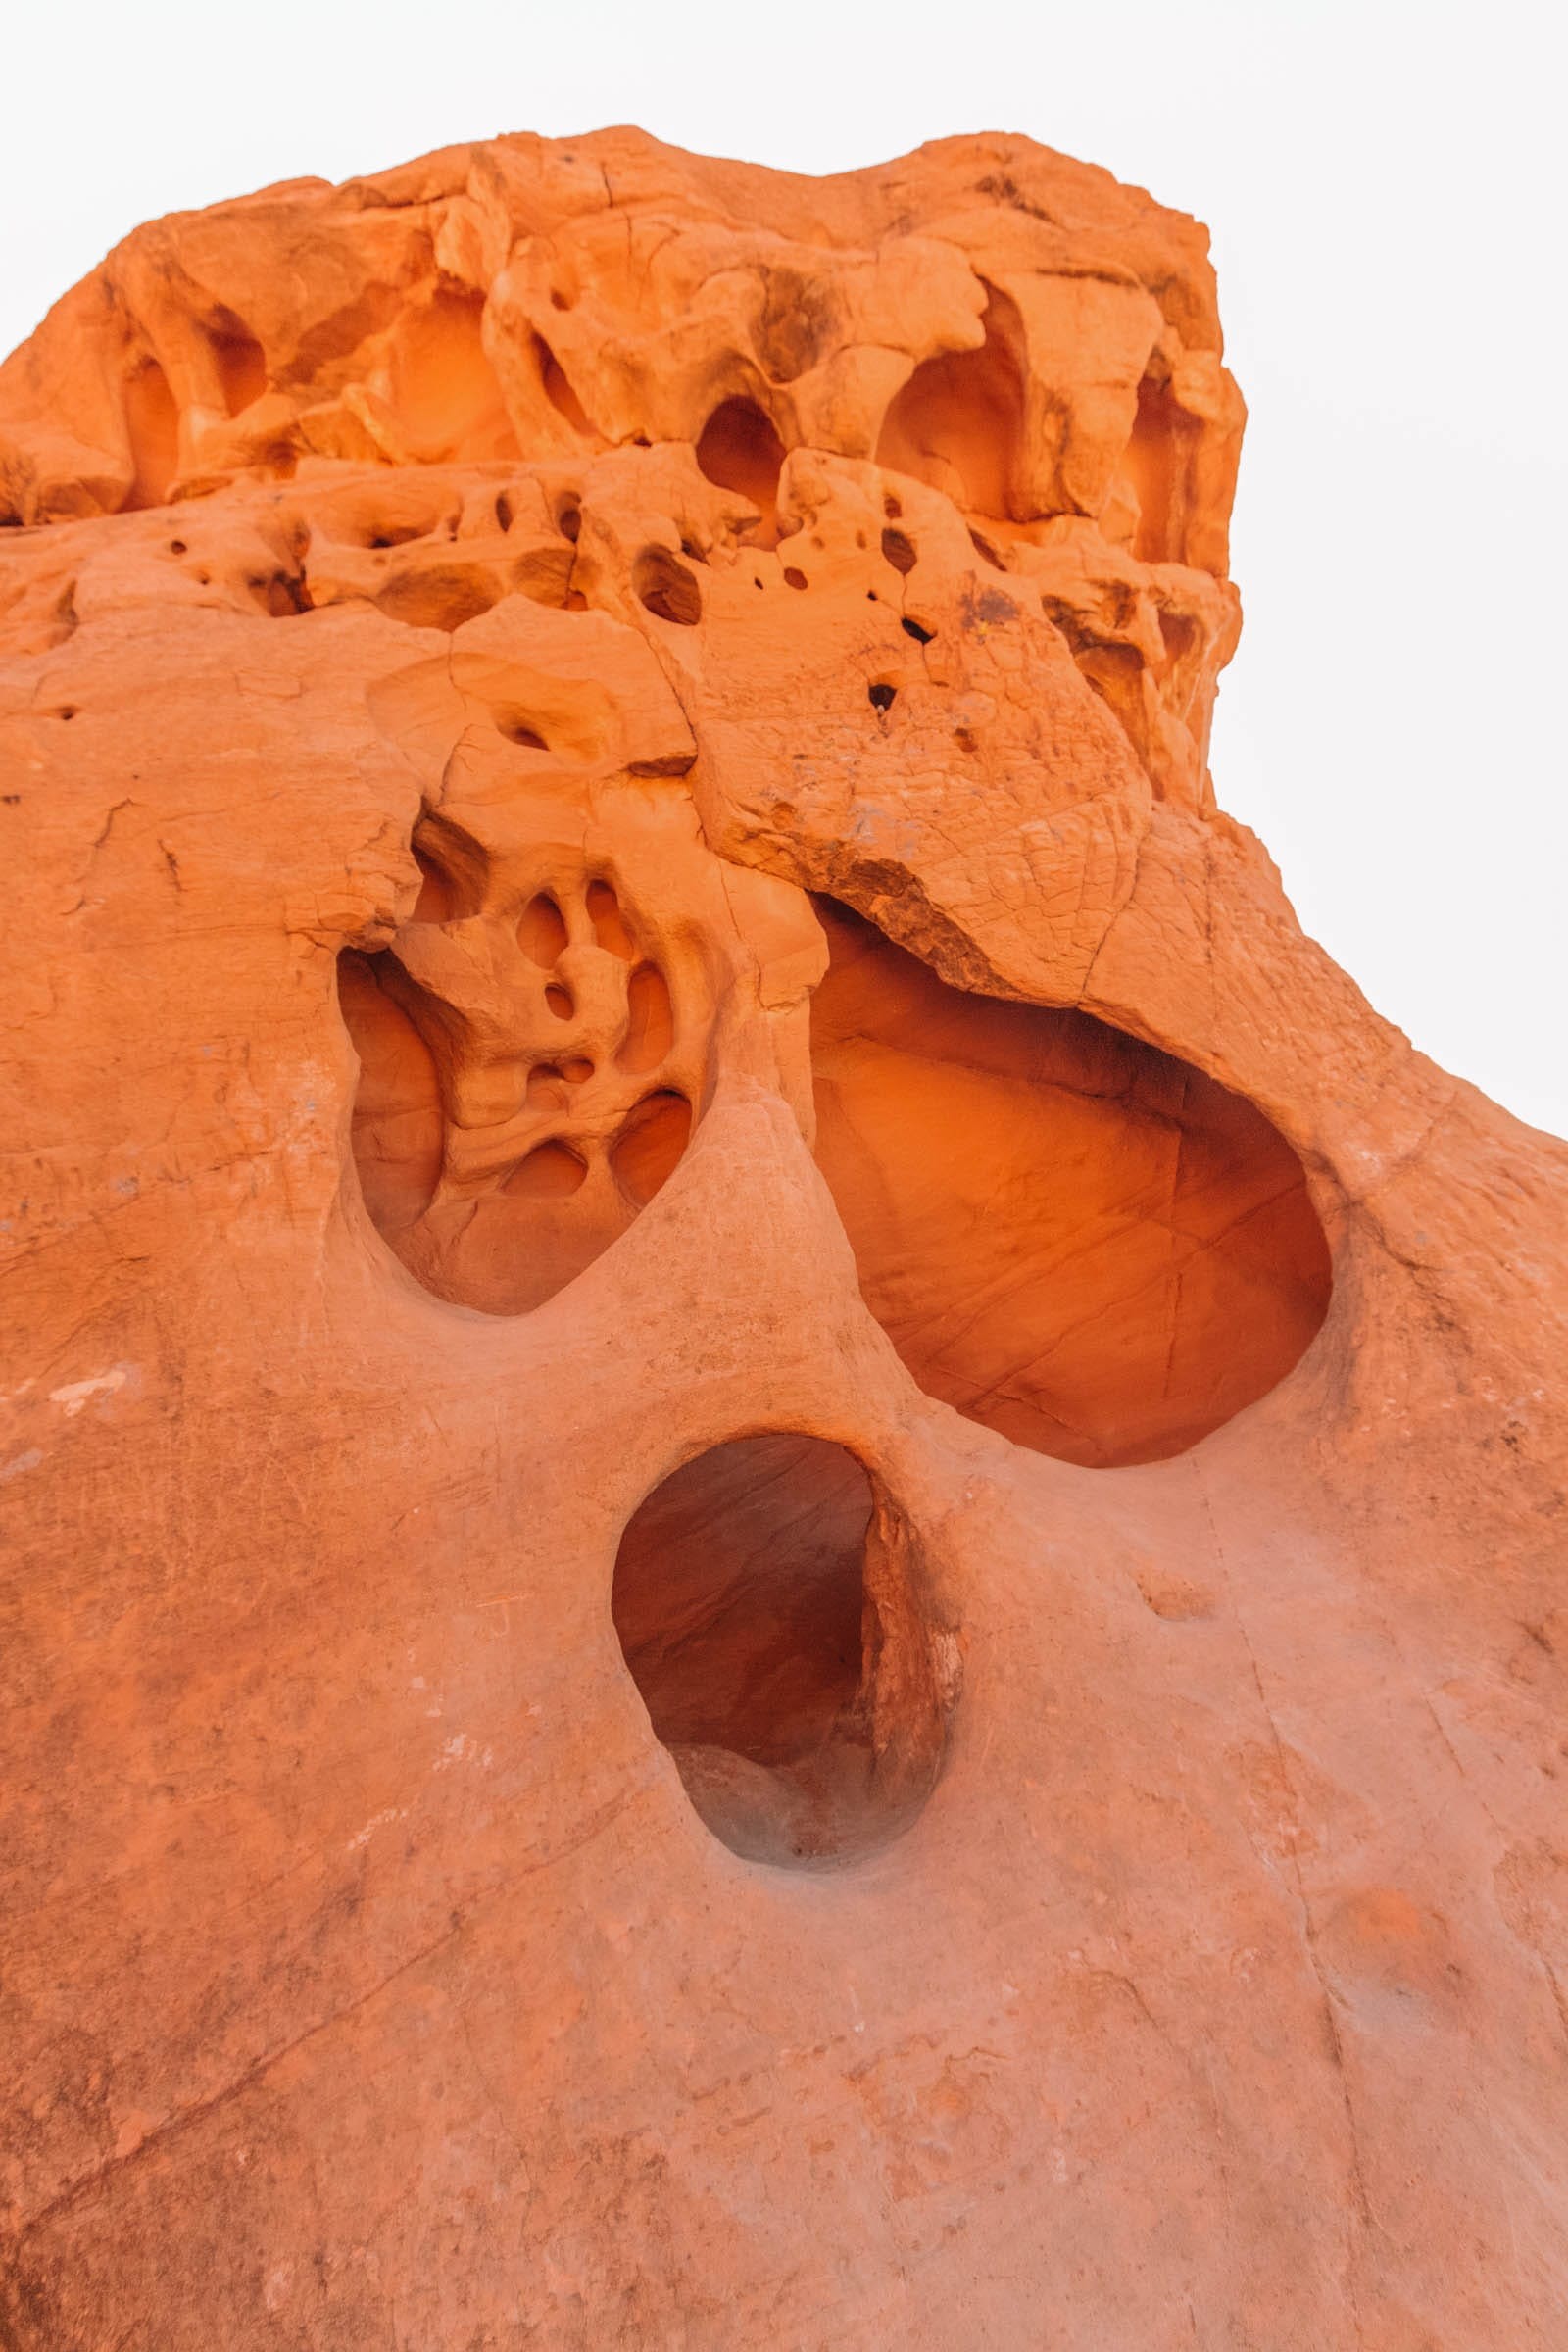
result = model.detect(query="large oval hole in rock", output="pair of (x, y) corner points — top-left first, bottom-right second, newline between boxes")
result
(612, 1435), (951, 1868)
(809, 900), (1332, 1467)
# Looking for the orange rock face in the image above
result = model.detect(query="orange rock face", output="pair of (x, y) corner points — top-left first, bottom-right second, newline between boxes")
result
(2, 129), (1565, 2349)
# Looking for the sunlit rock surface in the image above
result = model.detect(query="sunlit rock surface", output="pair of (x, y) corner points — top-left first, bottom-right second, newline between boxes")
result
(3, 128), (1565, 2349)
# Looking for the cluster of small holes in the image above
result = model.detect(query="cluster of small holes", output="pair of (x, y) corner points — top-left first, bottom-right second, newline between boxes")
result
(510, 1089), (689, 1206)
(506, 874), (690, 1216)
(517, 880), (674, 1077)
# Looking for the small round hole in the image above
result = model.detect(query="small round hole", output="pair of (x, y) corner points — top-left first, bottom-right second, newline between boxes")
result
(901, 616), (935, 645)
(881, 528), (917, 574)
(783, 566), (808, 590)
(545, 983), (573, 1020)
(868, 683), (896, 713)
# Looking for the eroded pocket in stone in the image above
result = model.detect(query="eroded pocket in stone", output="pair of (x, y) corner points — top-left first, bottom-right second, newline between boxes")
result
(808, 898), (1332, 1467)
(874, 284), (1028, 521)
(336, 952), (446, 1237)
(336, 838), (707, 1316)
(612, 1434), (953, 1869)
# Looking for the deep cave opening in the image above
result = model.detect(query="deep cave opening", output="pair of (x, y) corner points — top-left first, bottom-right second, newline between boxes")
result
(612, 1434), (948, 1867)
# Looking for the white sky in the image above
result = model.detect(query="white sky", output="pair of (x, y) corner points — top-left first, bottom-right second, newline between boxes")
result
(5, 0), (1563, 1136)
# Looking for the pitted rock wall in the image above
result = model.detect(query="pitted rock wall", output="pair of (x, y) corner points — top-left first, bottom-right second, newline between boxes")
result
(2, 128), (1566, 2352)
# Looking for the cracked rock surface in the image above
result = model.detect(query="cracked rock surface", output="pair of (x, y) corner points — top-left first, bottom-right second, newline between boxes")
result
(2, 125), (1566, 2350)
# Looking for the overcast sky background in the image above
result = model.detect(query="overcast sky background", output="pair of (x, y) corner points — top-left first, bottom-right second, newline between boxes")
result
(5, 0), (1562, 1136)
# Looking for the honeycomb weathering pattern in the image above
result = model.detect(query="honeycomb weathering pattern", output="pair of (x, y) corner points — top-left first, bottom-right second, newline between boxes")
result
(2, 126), (1566, 2349)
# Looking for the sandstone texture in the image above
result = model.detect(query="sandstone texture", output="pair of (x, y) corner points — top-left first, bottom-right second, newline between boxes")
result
(2, 128), (1566, 2349)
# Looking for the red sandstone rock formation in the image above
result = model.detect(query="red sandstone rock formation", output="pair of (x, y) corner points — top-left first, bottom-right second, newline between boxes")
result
(2, 129), (1565, 2349)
